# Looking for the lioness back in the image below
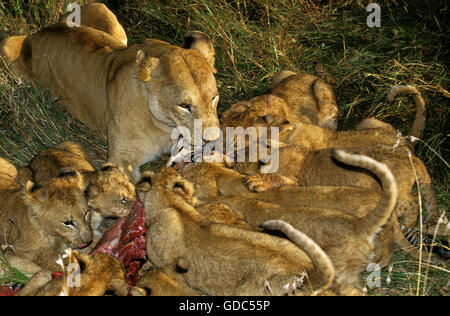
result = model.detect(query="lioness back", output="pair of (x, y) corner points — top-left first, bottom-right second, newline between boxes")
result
(2, 18), (220, 182)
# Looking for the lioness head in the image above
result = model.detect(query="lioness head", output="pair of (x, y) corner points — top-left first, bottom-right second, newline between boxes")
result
(22, 168), (93, 249)
(135, 32), (221, 144)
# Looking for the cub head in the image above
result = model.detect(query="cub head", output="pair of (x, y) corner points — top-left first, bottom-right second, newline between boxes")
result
(22, 168), (93, 250)
(221, 94), (291, 131)
(87, 163), (136, 218)
(134, 32), (221, 144)
(136, 168), (197, 214)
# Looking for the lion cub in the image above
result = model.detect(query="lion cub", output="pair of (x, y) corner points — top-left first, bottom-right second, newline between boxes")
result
(132, 268), (205, 296)
(86, 163), (137, 240)
(18, 250), (128, 296)
(59, 3), (128, 46)
(23, 142), (137, 242)
(136, 167), (335, 296)
(222, 71), (338, 130)
(227, 85), (441, 229)
(179, 159), (397, 268)
(0, 163), (93, 273)
(229, 150), (398, 295)
(0, 158), (18, 191)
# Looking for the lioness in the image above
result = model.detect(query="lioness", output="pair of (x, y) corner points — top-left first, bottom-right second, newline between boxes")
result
(59, 3), (128, 46)
(136, 167), (335, 296)
(0, 165), (93, 273)
(1, 20), (220, 182)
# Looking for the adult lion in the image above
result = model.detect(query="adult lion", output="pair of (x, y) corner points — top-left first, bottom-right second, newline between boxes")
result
(1, 22), (220, 181)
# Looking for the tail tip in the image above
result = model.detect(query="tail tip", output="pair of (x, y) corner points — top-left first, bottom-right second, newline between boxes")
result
(387, 84), (420, 103)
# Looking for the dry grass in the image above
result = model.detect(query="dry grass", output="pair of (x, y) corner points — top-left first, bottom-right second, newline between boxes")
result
(0, 0), (448, 295)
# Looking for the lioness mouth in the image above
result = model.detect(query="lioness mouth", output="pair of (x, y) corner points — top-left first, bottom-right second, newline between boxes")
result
(167, 145), (235, 172)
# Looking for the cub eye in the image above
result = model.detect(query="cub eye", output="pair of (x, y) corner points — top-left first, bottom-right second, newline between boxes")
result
(179, 104), (192, 112)
(63, 220), (76, 227)
(84, 212), (91, 221)
(120, 198), (130, 204)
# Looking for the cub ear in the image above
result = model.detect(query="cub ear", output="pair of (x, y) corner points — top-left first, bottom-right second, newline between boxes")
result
(99, 163), (121, 173)
(221, 102), (250, 120)
(172, 179), (196, 205)
(136, 50), (160, 82)
(70, 251), (91, 273)
(23, 181), (45, 215)
(57, 167), (77, 178)
(184, 31), (216, 73)
(135, 171), (155, 202)
(57, 167), (86, 189)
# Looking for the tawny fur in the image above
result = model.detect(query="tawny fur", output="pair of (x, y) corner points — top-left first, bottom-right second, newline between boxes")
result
(59, 3), (128, 46)
(226, 150), (399, 295)
(133, 268), (205, 296)
(221, 71), (338, 131)
(0, 158), (18, 191)
(27, 141), (95, 184)
(18, 250), (128, 296)
(86, 163), (136, 244)
(0, 165), (92, 273)
(21, 142), (136, 248)
(180, 160), (396, 267)
(226, 84), (440, 230)
(1, 16), (220, 182)
(136, 167), (335, 296)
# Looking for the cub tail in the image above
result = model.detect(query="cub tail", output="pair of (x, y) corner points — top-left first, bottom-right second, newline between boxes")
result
(387, 85), (426, 150)
(332, 149), (398, 238)
(260, 219), (335, 296)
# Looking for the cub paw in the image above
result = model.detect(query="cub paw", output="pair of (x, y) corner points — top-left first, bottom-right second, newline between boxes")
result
(245, 175), (272, 192)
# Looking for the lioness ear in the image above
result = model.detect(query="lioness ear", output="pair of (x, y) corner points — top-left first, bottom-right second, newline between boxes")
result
(184, 31), (216, 73)
(136, 50), (160, 82)
(136, 171), (154, 202)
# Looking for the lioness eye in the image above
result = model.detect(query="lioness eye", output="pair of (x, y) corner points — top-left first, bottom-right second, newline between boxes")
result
(179, 104), (192, 112)
(120, 198), (129, 204)
(84, 212), (91, 221)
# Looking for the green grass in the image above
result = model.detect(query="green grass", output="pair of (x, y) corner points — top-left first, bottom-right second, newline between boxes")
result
(0, 252), (30, 286)
(0, 0), (448, 295)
